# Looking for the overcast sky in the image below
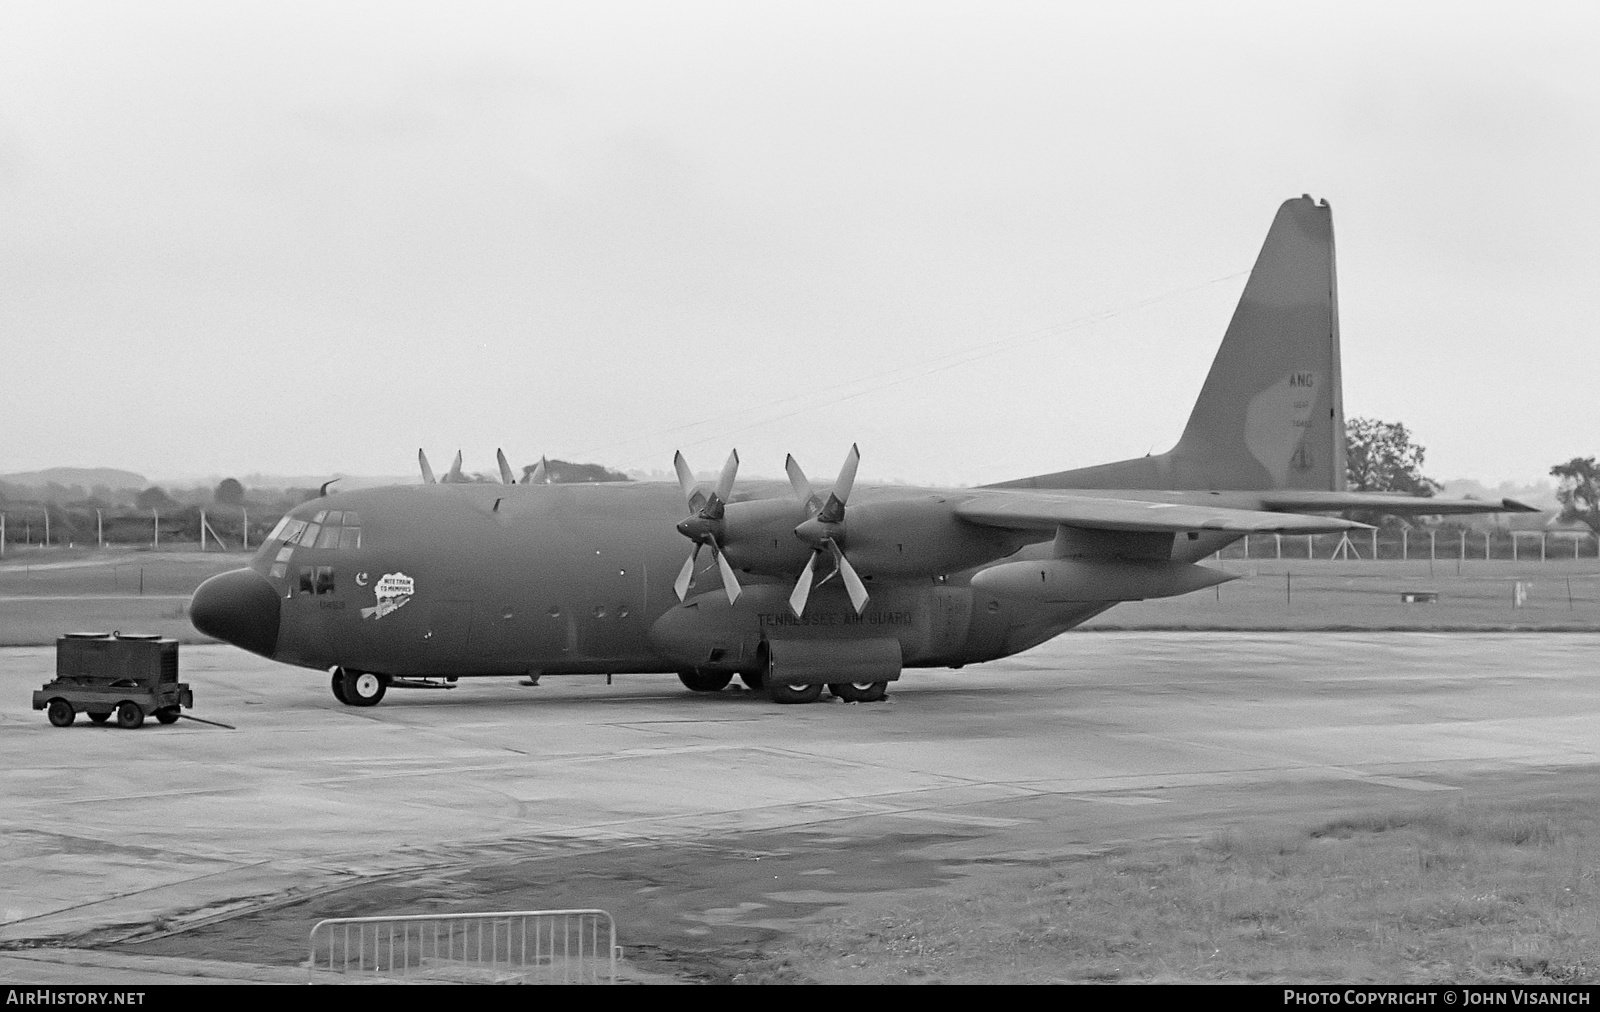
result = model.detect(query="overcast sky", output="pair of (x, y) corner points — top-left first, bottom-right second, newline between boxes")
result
(2, 1), (1595, 487)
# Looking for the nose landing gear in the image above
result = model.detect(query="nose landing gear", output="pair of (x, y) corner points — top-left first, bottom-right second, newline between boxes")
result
(332, 668), (388, 706)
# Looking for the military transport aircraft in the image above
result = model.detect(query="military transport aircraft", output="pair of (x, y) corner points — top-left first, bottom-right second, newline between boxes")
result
(190, 196), (1533, 706)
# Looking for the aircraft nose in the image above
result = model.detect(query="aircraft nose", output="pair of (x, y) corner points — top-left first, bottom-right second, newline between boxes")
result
(190, 568), (281, 658)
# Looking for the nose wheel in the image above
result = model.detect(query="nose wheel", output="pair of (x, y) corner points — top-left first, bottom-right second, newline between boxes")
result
(333, 668), (388, 706)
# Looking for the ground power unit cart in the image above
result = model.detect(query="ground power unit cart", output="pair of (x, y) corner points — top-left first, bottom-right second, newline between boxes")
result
(33, 632), (192, 729)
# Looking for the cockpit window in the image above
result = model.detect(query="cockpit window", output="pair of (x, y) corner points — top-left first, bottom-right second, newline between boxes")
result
(271, 511), (364, 553)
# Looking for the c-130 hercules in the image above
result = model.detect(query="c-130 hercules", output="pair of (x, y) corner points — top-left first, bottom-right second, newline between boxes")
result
(191, 196), (1533, 706)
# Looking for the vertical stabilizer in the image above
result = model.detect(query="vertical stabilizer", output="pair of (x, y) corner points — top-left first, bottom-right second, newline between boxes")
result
(997, 195), (1346, 491)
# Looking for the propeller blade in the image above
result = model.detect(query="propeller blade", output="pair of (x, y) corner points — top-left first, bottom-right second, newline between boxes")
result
(673, 451), (707, 512)
(447, 451), (465, 483)
(831, 540), (869, 614)
(788, 550), (818, 618)
(714, 449), (739, 504)
(496, 448), (515, 485)
(529, 457), (548, 484)
(831, 444), (860, 505)
(712, 537), (742, 605)
(673, 545), (700, 601)
(418, 449), (437, 484)
(785, 454), (816, 508)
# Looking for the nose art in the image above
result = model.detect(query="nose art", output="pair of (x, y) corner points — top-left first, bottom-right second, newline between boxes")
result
(190, 568), (282, 657)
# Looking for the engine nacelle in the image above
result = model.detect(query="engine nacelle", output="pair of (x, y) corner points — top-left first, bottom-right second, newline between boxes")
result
(970, 558), (1235, 602)
(831, 496), (1028, 577)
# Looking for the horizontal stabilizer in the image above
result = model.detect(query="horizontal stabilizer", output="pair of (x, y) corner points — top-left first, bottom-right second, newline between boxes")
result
(1257, 492), (1540, 516)
(955, 491), (1371, 535)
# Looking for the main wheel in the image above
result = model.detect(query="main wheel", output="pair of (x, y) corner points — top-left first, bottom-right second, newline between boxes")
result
(338, 669), (387, 706)
(767, 680), (823, 704)
(46, 699), (75, 727)
(116, 701), (145, 729)
(331, 670), (349, 704)
(88, 711), (110, 725)
(739, 670), (765, 691)
(154, 707), (181, 725)
(828, 681), (888, 703)
(678, 670), (734, 693)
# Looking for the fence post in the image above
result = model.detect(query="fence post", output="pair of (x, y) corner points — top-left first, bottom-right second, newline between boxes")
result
(1307, 534), (1313, 560)
(1371, 529), (1378, 560)
(1541, 533), (1546, 562)
(1484, 531), (1490, 561)
(1275, 533), (1282, 560)
(1513, 533), (1518, 562)
(1402, 528), (1407, 561)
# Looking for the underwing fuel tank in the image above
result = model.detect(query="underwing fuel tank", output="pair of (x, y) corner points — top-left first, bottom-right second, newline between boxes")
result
(969, 558), (1236, 602)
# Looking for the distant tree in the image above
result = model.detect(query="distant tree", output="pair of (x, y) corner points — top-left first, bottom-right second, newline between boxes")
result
(135, 486), (178, 510)
(520, 460), (632, 484)
(214, 477), (245, 505)
(1345, 418), (1441, 496)
(1550, 456), (1600, 534)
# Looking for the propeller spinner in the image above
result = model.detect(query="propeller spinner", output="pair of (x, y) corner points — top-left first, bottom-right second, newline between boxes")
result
(671, 450), (742, 604)
(788, 444), (868, 617)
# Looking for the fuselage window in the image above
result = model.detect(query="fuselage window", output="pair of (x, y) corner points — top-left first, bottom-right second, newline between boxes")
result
(314, 526), (342, 549)
(299, 523), (322, 547)
(338, 528), (361, 550)
(267, 517), (291, 541)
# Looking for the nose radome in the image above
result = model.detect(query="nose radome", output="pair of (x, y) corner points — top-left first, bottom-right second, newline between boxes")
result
(190, 568), (281, 658)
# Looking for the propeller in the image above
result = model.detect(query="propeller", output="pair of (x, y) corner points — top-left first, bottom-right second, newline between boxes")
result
(418, 449), (437, 484)
(788, 444), (868, 617)
(446, 451), (465, 483)
(671, 450), (742, 604)
(524, 457), (549, 484)
(496, 449), (516, 485)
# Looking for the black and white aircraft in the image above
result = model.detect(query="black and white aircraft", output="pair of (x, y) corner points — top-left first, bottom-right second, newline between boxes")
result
(190, 196), (1532, 706)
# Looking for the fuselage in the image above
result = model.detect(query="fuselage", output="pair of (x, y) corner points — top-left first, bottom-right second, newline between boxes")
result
(198, 479), (1241, 680)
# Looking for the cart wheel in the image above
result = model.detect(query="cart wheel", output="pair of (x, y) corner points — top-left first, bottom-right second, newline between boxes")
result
(88, 711), (110, 725)
(116, 701), (145, 729)
(154, 707), (181, 725)
(46, 699), (75, 727)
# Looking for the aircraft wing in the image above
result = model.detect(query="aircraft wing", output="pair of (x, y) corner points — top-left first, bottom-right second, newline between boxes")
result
(1256, 492), (1540, 515)
(954, 492), (1372, 535)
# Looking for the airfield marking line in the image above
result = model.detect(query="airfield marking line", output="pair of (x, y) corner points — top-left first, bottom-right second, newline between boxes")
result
(0, 860), (276, 931)
(0, 594), (192, 601)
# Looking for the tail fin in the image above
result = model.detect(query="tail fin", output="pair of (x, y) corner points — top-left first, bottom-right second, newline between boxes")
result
(999, 195), (1346, 492)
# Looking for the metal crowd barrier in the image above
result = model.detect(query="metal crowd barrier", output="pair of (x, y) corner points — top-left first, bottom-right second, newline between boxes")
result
(308, 909), (619, 984)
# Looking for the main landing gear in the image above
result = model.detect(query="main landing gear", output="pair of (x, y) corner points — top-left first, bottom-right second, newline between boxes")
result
(332, 668), (388, 707)
(677, 669), (887, 705)
(677, 670), (734, 692)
